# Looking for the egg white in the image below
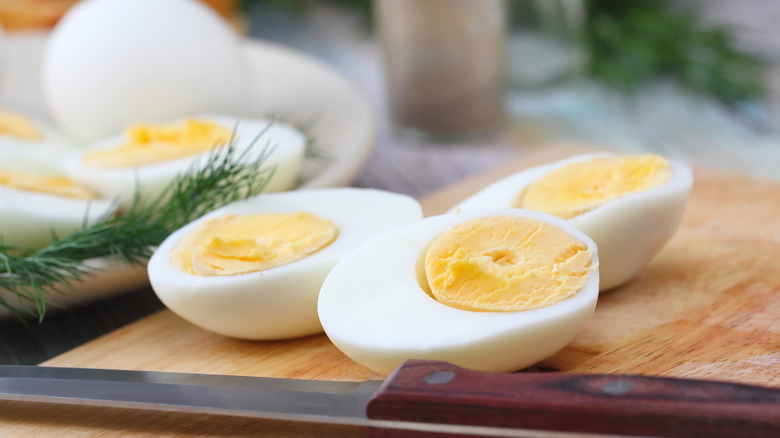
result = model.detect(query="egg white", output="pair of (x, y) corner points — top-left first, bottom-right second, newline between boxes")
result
(62, 116), (305, 211)
(148, 188), (424, 340)
(450, 153), (693, 290)
(0, 113), (78, 167)
(318, 208), (599, 375)
(0, 157), (115, 250)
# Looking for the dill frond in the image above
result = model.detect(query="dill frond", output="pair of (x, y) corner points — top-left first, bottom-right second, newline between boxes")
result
(0, 127), (279, 320)
(266, 113), (333, 163)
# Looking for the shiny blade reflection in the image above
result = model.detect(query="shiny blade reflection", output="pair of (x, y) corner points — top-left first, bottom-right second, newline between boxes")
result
(0, 364), (379, 421)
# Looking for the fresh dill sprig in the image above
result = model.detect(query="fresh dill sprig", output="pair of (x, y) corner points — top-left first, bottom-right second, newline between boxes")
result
(0, 129), (278, 320)
(266, 112), (333, 163)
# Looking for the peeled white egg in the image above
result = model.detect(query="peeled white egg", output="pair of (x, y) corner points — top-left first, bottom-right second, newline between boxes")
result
(318, 208), (599, 374)
(451, 153), (693, 290)
(62, 116), (305, 211)
(148, 188), (424, 340)
(43, 0), (252, 143)
(0, 155), (115, 250)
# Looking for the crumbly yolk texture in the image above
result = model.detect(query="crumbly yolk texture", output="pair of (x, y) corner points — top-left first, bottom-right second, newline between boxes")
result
(424, 216), (593, 312)
(0, 169), (97, 199)
(84, 118), (232, 168)
(517, 154), (672, 219)
(170, 212), (339, 277)
(0, 109), (43, 140)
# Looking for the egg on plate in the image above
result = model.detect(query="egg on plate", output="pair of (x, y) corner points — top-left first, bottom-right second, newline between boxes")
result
(62, 115), (305, 211)
(0, 154), (115, 250)
(318, 208), (599, 374)
(43, 0), (252, 143)
(147, 188), (424, 340)
(0, 108), (77, 166)
(450, 153), (692, 290)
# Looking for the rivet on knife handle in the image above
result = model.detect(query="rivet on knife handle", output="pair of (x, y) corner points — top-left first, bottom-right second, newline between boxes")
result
(367, 360), (780, 438)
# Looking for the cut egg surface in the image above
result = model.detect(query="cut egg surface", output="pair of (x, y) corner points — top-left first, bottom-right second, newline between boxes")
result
(450, 153), (693, 290)
(148, 188), (424, 340)
(0, 158), (115, 250)
(63, 116), (305, 211)
(0, 109), (77, 166)
(318, 209), (599, 375)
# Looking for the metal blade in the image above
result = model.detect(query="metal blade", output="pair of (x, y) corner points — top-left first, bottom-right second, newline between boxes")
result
(0, 364), (379, 422)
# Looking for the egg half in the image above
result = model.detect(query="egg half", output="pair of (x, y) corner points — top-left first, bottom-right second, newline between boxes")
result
(318, 209), (599, 374)
(0, 156), (115, 250)
(0, 109), (77, 167)
(450, 153), (692, 290)
(63, 115), (305, 211)
(148, 188), (424, 340)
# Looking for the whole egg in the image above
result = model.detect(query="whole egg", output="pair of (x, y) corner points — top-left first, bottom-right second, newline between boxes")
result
(43, 0), (252, 143)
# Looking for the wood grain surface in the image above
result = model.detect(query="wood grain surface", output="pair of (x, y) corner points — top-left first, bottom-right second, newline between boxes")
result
(3, 145), (780, 436)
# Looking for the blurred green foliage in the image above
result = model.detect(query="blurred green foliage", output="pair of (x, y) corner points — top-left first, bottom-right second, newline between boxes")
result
(241, 0), (764, 103)
(584, 0), (764, 103)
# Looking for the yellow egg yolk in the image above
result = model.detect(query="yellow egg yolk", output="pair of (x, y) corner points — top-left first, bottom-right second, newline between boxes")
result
(424, 216), (593, 312)
(0, 169), (97, 199)
(83, 118), (232, 168)
(0, 109), (43, 140)
(518, 154), (672, 219)
(170, 212), (339, 276)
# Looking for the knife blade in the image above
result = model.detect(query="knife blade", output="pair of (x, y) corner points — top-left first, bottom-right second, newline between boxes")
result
(1, 359), (779, 438)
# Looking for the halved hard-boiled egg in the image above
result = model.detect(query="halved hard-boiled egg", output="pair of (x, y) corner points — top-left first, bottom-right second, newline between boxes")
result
(63, 115), (305, 211)
(318, 209), (599, 374)
(148, 188), (424, 340)
(0, 155), (115, 250)
(0, 109), (77, 166)
(450, 153), (692, 290)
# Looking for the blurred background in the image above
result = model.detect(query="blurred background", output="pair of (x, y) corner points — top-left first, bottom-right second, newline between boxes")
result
(2, 0), (780, 196)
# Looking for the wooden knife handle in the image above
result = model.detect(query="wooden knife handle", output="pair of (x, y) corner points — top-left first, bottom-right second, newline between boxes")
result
(366, 360), (780, 438)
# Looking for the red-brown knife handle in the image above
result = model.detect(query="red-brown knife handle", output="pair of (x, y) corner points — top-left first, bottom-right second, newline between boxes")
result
(366, 360), (780, 438)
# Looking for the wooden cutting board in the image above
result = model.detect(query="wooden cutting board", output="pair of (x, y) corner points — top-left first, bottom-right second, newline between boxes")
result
(3, 145), (780, 436)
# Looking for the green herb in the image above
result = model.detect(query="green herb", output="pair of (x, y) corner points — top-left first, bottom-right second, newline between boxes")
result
(584, 0), (764, 103)
(0, 128), (277, 321)
(267, 113), (333, 163)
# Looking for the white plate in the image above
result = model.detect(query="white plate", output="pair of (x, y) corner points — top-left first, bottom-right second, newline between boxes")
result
(0, 32), (376, 318)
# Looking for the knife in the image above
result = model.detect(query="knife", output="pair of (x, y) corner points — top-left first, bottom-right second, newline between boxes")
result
(1, 359), (779, 438)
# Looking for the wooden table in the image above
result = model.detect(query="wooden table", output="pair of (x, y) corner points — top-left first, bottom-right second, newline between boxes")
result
(2, 142), (780, 436)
